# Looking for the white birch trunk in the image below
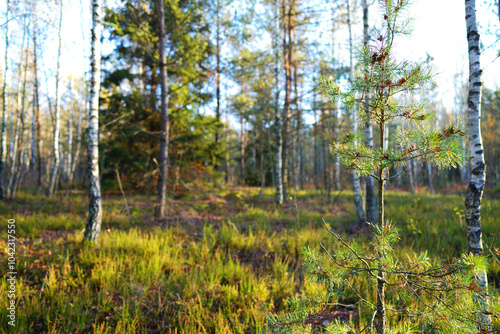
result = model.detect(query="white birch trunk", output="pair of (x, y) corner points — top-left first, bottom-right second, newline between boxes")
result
(461, 138), (468, 185)
(0, 0), (10, 198)
(65, 79), (73, 186)
(464, 0), (491, 329)
(9, 44), (30, 199)
(274, 0), (283, 204)
(70, 103), (83, 184)
(84, 0), (103, 242)
(347, 0), (364, 221)
(7, 33), (28, 198)
(47, 0), (64, 197)
(362, 0), (376, 223)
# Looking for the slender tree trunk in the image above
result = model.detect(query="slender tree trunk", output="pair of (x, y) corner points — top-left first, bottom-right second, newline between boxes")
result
(259, 141), (266, 193)
(225, 87), (230, 184)
(66, 80), (73, 188)
(239, 102), (245, 184)
(0, 0), (11, 198)
(408, 158), (415, 192)
(155, 0), (170, 219)
(347, 0), (364, 220)
(9, 44), (30, 199)
(464, 0), (491, 329)
(7, 30), (28, 198)
(412, 159), (418, 190)
(293, 62), (304, 190)
(282, 0), (294, 201)
(84, 0), (103, 242)
(313, 94), (319, 190)
(396, 162), (402, 187)
(275, 0), (283, 204)
(375, 122), (387, 334)
(214, 0), (221, 171)
(30, 0), (39, 181)
(321, 109), (328, 192)
(47, 0), (64, 197)
(362, 0), (376, 222)
(333, 106), (340, 191)
(70, 104), (83, 184)
(427, 162), (434, 193)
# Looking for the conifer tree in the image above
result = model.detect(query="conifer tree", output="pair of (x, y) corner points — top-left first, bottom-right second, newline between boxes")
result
(265, 1), (498, 333)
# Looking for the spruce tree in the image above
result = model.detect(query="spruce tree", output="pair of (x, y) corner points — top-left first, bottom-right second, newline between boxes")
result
(265, 1), (498, 333)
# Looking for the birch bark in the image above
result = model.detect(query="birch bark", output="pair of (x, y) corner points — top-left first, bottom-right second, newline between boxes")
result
(47, 0), (64, 197)
(9, 45), (29, 199)
(275, 0), (283, 204)
(7, 24), (28, 198)
(464, 0), (491, 328)
(0, 0), (10, 198)
(347, 0), (364, 221)
(362, 0), (376, 223)
(84, 0), (103, 242)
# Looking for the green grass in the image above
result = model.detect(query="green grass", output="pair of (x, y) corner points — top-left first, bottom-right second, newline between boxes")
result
(0, 188), (499, 333)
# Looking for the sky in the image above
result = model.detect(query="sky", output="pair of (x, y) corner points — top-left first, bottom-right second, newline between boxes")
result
(0, 0), (499, 120)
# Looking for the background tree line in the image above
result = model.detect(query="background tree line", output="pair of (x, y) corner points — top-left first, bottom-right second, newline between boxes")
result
(0, 0), (499, 208)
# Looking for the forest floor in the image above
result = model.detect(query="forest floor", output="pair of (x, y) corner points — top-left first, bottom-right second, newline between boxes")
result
(0, 186), (499, 333)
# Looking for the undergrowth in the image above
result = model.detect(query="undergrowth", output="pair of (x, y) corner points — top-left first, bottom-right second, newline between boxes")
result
(0, 188), (498, 333)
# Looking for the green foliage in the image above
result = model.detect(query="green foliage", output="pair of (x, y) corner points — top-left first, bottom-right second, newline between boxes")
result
(101, 0), (221, 187)
(317, 0), (464, 177)
(267, 1), (497, 333)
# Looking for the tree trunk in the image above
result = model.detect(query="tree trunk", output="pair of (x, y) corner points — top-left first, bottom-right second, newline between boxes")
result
(362, 0), (376, 223)
(30, 0), (39, 180)
(461, 138), (468, 185)
(47, 0), (64, 197)
(333, 106), (340, 191)
(31, 6), (42, 188)
(9, 43), (30, 199)
(155, 0), (170, 219)
(84, 0), (103, 242)
(259, 140), (266, 193)
(0, 0), (11, 198)
(347, 0), (364, 220)
(239, 102), (245, 184)
(70, 104), (83, 185)
(427, 162), (434, 193)
(274, 0), (283, 204)
(65, 79), (73, 188)
(313, 94), (319, 190)
(293, 61), (304, 190)
(464, 0), (491, 329)
(215, 0), (221, 171)
(408, 158), (415, 192)
(375, 122), (387, 334)
(282, 0), (294, 201)
(225, 90), (230, 185)
(7, 26), (28, 198)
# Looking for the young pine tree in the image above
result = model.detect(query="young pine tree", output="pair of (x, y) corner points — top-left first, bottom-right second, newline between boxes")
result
(265, 1), (498, 333)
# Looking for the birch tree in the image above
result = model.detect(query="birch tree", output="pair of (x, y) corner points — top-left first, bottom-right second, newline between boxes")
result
(84, 0), (103, 242)
(347, 0), (364, 221)
(155, 0), (170, 219)
(464, 0), (491, 329)
(0, 0), (10, 199)
(47, 0), (64, 197)
(362, 0), (376, 223)
(274, 0), (284, 204)
(31, 0), (41, 187)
